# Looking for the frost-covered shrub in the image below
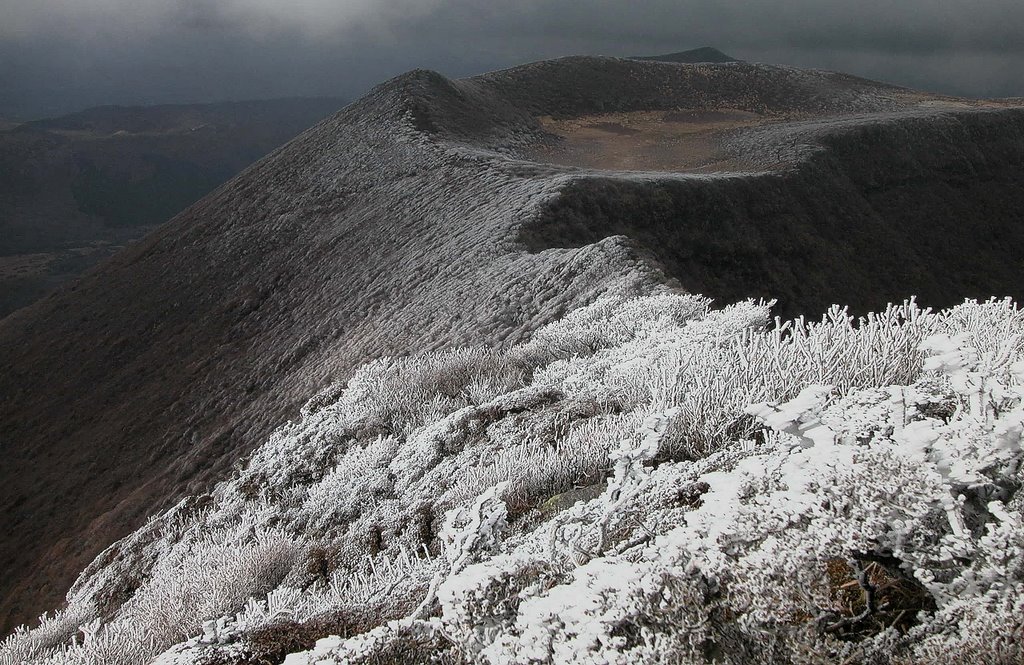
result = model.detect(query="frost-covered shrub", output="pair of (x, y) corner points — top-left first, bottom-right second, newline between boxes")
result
(522, 293), (709, 362)
(35, 622), (154, 665)
(327, 544), (435, 607)
(442, 408), (635, 515)
(0, 604), (95, 665)
(906, 587), (1024, 664)
(122, 528), (298, 649)
(438, 552), (558, 657)
(298, 436), (400, 535)
(8, 295), (1024, 665)
(340, 347), (529, 435)
(280, 618), (463, 665)
(415, 313), (1024, 664)
(486, 558), (715, 665)
(413, 483), (512, 620)
(441, 410), (705, 664)
(657, 299), (941, 458)
(14, 528), (303, 665)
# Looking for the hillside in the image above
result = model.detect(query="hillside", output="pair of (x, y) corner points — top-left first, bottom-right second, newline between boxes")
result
(1, 55), (1023, 646)
(0, 97), (345, 317)
(4, 294), (1023, 664)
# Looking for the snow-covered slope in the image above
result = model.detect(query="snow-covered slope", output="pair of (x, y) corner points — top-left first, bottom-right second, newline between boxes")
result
(4, 293), (1022, 664)
(2, 55), (1024, 637)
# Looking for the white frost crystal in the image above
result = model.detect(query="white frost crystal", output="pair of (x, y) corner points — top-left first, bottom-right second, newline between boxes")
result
(4, 296), (1024, 665)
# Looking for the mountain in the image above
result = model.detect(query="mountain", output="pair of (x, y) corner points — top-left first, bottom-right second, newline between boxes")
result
(631, 46), (739, 63)
(0, 97), (345, 318)
(1, 55), (1023, 640)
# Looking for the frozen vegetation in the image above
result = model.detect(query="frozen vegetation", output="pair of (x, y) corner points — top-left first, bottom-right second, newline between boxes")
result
(4, 54), (1024, 635)
(3, 292), (1023, 664)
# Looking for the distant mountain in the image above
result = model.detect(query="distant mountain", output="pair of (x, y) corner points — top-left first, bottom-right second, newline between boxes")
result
(631, 46), (739, 63)
(0, 97), (345, 317)
(24, 98), (344, 137)
(1, 55), (1023, 640)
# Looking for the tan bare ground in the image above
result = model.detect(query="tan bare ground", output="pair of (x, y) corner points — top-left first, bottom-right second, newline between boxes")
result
(525, 109), (781, 172)
(525, 100), (1022, 173)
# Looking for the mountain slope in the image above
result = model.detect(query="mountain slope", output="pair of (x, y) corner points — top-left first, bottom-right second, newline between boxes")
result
(1, 56), (1023, 635)
(4, 293), (1023, 664)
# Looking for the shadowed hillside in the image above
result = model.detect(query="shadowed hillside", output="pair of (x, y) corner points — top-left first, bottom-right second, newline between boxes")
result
(1, 55), (1022, 635)
(522, 109), (1024, 319)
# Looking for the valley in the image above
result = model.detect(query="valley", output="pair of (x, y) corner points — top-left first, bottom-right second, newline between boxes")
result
(0, 97), (346, 317)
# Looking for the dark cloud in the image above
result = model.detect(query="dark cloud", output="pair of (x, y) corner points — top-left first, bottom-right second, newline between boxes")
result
(1, 0), (1022, 119)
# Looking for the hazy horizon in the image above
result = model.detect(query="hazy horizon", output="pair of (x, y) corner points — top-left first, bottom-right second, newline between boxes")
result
(2, 1), (1022, 119)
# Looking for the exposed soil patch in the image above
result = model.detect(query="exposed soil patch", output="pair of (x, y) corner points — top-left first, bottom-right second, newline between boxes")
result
(589, 122), (641, 135)
(526, 109), (774, 172)
(663, 109), (753, 123)
(523, 100), (1018, 174)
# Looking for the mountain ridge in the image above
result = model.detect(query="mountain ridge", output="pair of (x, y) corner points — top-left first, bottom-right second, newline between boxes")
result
(1, 56), (1023, 635)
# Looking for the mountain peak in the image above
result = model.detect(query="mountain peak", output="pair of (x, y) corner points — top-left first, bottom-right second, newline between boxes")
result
(631, 46), (739, 63)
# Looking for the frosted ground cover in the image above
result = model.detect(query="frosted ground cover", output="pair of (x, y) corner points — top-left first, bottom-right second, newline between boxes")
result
(3, 293), (1023, 664)
(6, 55), (1024, 641)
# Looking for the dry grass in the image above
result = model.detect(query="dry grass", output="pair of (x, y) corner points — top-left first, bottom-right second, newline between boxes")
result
(241, 600), (415, 664)
(823, 556), (936, 640)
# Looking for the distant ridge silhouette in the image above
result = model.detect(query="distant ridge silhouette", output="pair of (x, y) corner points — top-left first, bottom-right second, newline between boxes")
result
(631, 46), (739, 63)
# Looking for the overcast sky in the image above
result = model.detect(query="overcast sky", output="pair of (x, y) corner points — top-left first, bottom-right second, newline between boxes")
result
(2, 0), (1022, 119)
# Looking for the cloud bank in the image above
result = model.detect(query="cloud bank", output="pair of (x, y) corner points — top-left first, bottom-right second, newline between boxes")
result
(1, 0), (1022, 118)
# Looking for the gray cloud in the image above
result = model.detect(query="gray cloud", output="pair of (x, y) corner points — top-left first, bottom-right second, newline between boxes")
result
(1, 0), (1022, 119)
